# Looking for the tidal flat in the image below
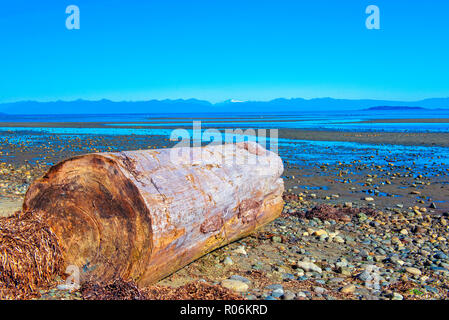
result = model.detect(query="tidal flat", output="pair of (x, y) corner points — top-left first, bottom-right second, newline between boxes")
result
(0, 115), (448, 300)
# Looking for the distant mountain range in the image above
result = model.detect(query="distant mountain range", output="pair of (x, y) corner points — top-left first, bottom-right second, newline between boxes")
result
(0, 97), (449, 114)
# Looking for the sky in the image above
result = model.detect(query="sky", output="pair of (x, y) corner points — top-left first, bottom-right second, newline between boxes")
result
(0, 0), (448, 103)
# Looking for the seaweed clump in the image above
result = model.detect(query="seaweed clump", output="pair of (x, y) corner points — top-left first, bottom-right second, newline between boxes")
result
(296, 204), (377, 222)
(81, 279), (245, 300)
(0, 211), (64, 299)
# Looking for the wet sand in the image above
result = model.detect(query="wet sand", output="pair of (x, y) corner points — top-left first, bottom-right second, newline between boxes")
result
(2, 121), (449, 147)
(279, 129), (449, 147)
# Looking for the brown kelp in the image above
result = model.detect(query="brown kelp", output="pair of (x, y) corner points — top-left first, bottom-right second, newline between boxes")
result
(0, 211), (64, 299)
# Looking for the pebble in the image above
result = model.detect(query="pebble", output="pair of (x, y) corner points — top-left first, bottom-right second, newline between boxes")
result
(221, 279), (249, 292)
(223, 257), (234, 266)
(297, 261), (322, 273)
(405, 267), (422, 276)
(333, 236), (345, 244)
(340, 284), (356, 294)
(271, 288), (284, 298)
(281, 291), (296, 300)
(392, 293), (404, 300)
(272, 236), (282, 243)
(313, 229), (328, 237)
(265, 284), (283, 291)
(233, 246), (247, 255)
(314, 287), (327, 294)
(229, 275), (251, 284)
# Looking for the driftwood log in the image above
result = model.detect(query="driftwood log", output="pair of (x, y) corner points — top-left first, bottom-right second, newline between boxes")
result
(23, 142), (284, 286)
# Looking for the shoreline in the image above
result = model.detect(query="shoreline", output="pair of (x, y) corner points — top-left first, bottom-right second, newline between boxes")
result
(1, 122), (449, 147)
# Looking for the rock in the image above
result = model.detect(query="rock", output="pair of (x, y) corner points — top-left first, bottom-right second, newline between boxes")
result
(358, 271), (372, 282)
(223, 256), (234, 266)
(281, 291), (296, 300)
(271, 288), (284, 298)
(272, 236), (282, 243)
(333, 236), (345, 244)
(429, 203), (437, 209)
(313, 229), (328, 237)
(297, 261), (322, 273)
(229, 275), (251, 284)
(336, 258), (348, 268)
(340, 284), (356, 294)
(358, 213), (368, 222)
(405, 267), (422, 276)
(328, 277), (345, 284)
(423, 285), (439, 294)
(392, 293), (403, 300)
(233, 246), (247, 255)
(364, 197), (375, 201)
(338, 267), (352, 276)
(265, 284), (283, 291)
(314, 287), (327, 294)
(221, 279), (249, 292)
(434, 252), (448, 260)
(282, 273), (295, 281)
(400, 229), (408, 235)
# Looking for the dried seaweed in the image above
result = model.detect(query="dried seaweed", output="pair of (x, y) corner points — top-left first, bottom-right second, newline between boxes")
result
(0, 211), (64, 299)
(81, 279), (245, 300)
(145, 281), (245, 300)
(80, 278), (147, 300)
(293, 204), (377, 222)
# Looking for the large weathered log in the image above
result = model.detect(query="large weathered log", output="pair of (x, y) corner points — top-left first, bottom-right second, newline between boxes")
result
(23, 141), (284, 286)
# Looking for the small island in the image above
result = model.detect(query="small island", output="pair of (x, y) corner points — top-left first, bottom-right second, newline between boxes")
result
(363, 106), (426, 111)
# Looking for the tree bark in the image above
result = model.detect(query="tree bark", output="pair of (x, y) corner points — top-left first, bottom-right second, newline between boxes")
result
(23, 142), (284, 286)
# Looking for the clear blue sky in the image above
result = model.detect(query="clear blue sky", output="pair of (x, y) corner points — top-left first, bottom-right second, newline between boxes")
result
(0, 0), (448, 103)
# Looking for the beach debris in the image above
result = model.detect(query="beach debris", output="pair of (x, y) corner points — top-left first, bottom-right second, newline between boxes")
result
(293, 204), (376, 223)
(220, 279), (249, 292)
(80, 279), (245, 300)
(23, 142), (285, 286)
(80, 278), (147, 300)
(0, 211), (64, 299)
